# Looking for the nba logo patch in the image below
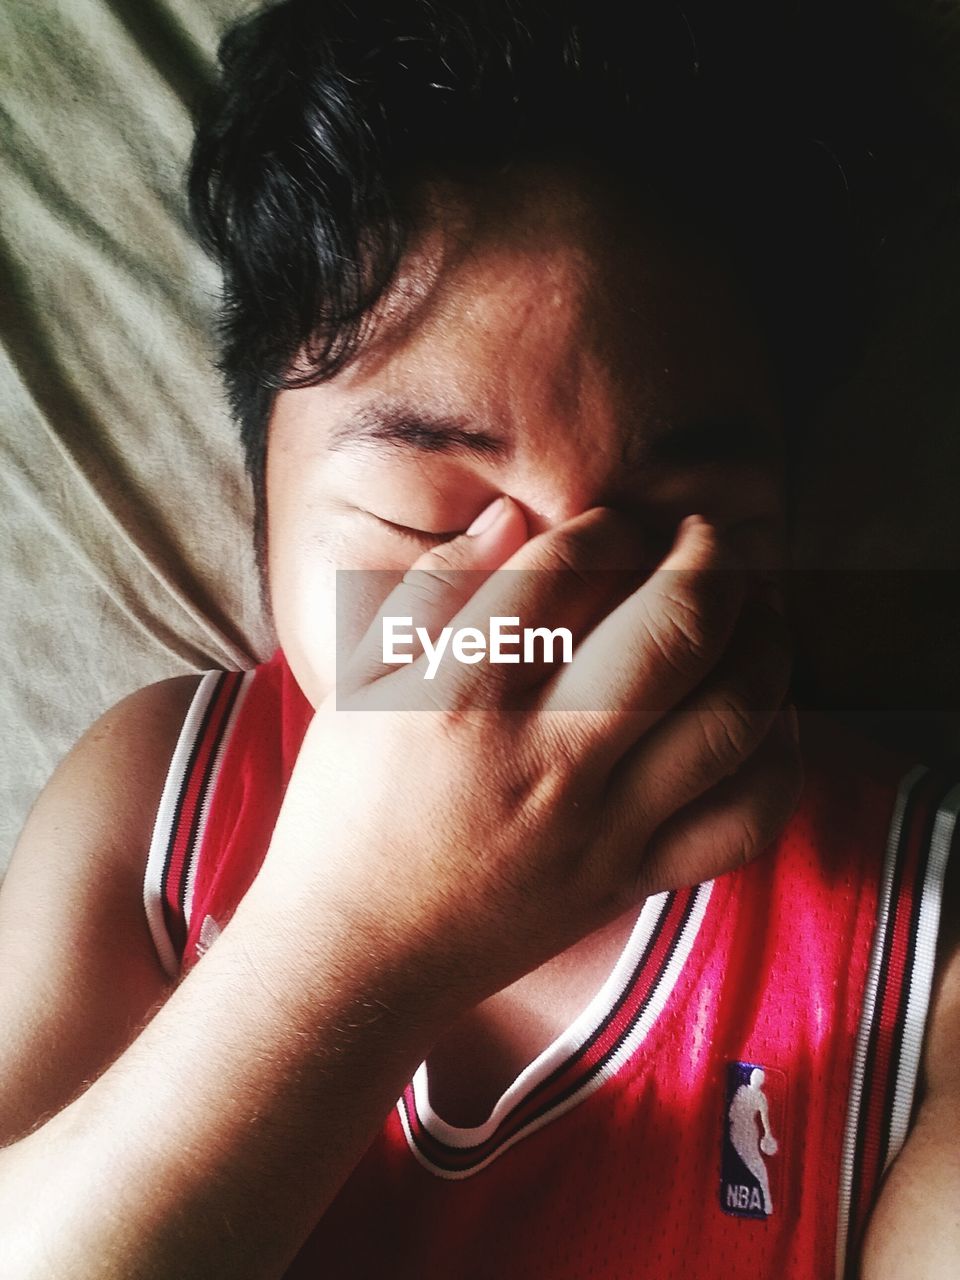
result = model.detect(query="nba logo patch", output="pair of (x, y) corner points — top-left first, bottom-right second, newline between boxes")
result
(720, 1061), (786, 1220)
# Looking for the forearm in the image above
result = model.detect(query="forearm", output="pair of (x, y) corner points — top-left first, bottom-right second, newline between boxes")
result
(0, 889), (443, 1280)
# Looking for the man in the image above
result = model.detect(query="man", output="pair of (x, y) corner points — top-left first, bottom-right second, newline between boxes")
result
(0, 3), (956, 1276)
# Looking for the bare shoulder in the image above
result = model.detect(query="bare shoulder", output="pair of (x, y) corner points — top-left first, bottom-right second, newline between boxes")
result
(2, 674), (205, 910)
(923, 835), (960, 1099)
(0, 674), (204, 1143)
(858, 821), (960, 1276)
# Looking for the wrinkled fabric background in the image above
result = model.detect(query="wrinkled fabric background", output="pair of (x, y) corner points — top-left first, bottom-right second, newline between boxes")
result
(2, 0), (959, 873)
(2, 0), (273, 870)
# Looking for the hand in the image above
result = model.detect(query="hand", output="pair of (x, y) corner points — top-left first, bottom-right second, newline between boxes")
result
(254, 496), (802, 1014)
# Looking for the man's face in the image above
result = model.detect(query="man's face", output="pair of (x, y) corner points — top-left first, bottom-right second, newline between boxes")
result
(266, 167), (786, 708)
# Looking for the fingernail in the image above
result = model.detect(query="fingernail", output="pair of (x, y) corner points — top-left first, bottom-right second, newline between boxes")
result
(466, 496), (505, 537)
(680, 513), (707, 533)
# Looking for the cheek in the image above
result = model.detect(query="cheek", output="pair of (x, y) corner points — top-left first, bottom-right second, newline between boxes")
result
(267, 517), (340, 708)
(267, 497), (413, 708)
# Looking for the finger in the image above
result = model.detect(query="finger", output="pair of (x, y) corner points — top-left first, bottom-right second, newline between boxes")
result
(388, 505), (669, 709)
(629, 707), (804, 898)
(599, 592), (793, 845)
(338, 494), (528, 694)
(538, 515), (748, 766)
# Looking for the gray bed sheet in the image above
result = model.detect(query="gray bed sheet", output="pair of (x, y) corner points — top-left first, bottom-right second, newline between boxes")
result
(2, 0), (274, 869)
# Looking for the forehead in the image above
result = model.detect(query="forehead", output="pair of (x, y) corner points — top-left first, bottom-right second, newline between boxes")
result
(333, 165), (774, 432)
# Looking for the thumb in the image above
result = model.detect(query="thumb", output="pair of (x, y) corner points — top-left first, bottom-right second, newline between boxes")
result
(338, 495), (528, 695)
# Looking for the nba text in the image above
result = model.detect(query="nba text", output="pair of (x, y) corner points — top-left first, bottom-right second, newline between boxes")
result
(725, 1184), (766, 1214)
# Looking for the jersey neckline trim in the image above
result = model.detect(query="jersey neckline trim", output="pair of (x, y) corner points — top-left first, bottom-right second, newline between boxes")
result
(834, 764), (960, 1278)
(398, 878), (714, 1178)
(143, 670), (252, 979)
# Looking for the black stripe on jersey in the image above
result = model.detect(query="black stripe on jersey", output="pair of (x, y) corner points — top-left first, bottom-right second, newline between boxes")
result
(409, 886), (699, 1172)
(847, 769), (928, 1224)
(511, 890), (677, 1114)
(843, 766), (952, 1279)
(875, 782), (940, 1175)
(519, 887), (697, 1115)
(904, 802), (960, 1148)
(175, 671), (243, 923)
(845, 767), (928, 1276)
(159, 672), (239, 961)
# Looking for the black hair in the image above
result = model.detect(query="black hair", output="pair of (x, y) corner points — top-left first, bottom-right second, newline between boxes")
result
(189, 0), (882, 561)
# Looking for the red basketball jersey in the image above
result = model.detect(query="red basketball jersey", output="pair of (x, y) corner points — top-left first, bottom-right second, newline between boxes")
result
(144, 650), (958, 1279)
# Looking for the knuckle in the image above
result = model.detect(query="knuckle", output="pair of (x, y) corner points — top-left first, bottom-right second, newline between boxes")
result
(713, 611), (794, 713)
(702, 691), (758, 768)
(537, 530), (596, 589)
(544, 717), (592, 783)
(452, 657), (514, 711)
(731, 817), (764, 869)
(734, 749), (805, 867)
(500, 755), (554, 819)
(507, 718), (589, 819)
(400, 559), (462, 609)
(534, 507), (637, 577)
(419, 677), (460, 716)
(412, 540), (460, 573)
(643, 588), (713, 679)
(484, 754), (560, 846)
(555, 505), (630, 541)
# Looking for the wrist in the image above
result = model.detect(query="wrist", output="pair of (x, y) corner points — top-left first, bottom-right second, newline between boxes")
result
(224, 876), (469, 1056)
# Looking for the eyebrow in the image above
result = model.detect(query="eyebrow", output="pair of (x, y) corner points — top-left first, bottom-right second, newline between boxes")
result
(327, 401), (777, 467)
(327, 404), (512, 461)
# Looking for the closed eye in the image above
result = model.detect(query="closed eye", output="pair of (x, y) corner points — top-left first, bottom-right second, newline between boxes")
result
(372, 513), (463, 543)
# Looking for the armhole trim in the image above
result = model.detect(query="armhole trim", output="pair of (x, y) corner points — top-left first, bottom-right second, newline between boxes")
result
(835, 766), (960, 1278)
(143, 670), (250, 979)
